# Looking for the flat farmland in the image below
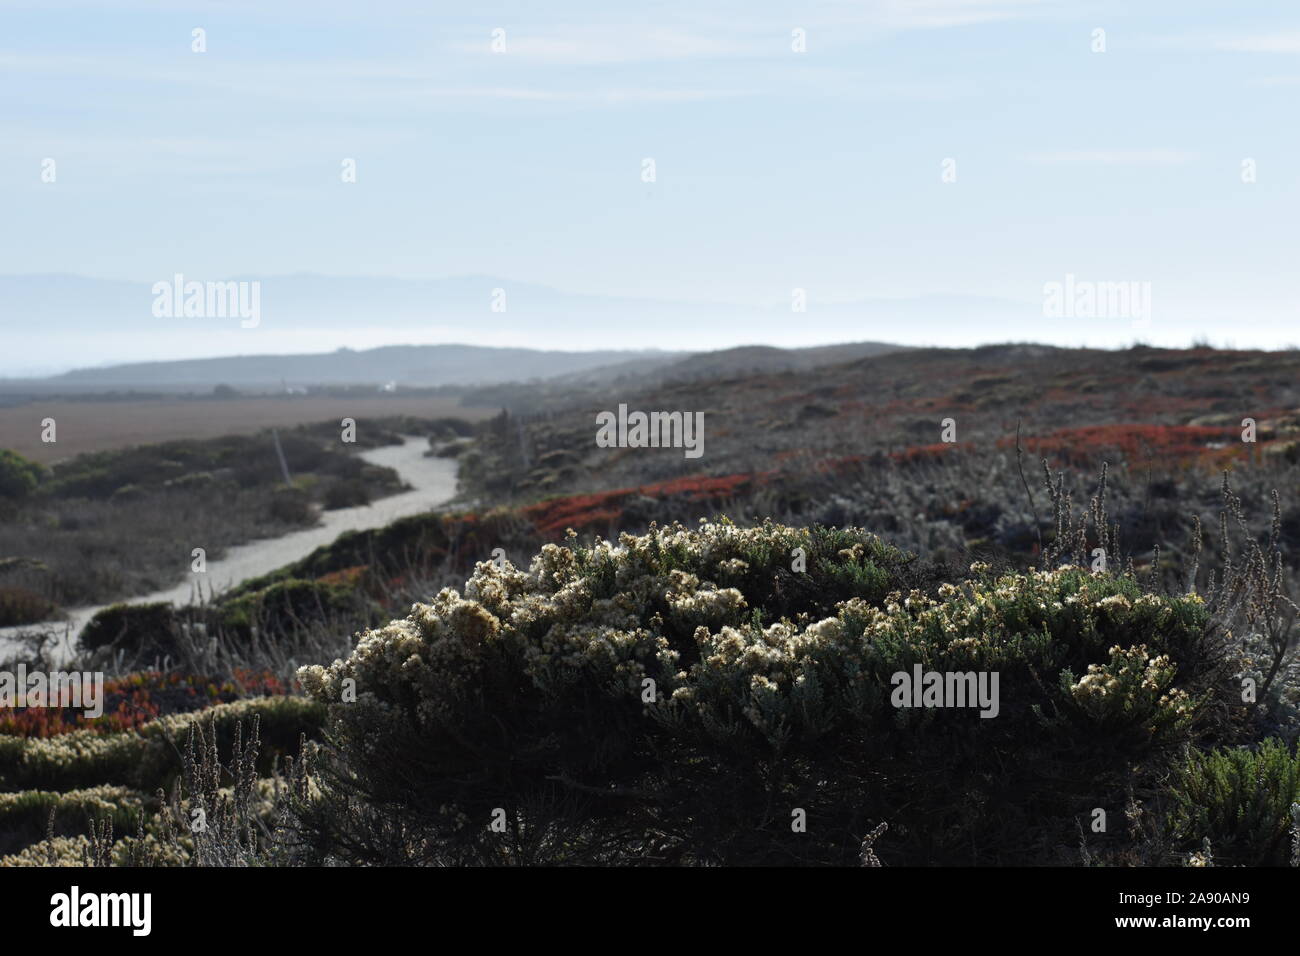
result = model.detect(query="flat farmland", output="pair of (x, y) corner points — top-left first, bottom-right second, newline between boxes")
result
(0, 394), (498, 464)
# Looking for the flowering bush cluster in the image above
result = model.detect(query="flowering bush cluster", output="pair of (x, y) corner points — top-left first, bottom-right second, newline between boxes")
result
(0, 696), (322, 793)
(299, 520), (1226, 865)
(0, 785), (145, 857)
(1063, 643), (1192, 735)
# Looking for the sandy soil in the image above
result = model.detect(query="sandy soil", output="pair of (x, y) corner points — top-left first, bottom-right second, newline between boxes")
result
(0, 437), (458, 662)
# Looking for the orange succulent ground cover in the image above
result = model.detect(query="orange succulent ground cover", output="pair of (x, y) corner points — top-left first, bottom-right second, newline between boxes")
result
(0, 669), (289, 737)
(522, 472), (762, 537)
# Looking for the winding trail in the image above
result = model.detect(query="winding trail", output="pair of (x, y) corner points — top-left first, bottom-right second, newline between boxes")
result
(0, 437), (458, 663)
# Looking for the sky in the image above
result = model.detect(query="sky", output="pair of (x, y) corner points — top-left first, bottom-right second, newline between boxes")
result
(1, 0), (1298, 364)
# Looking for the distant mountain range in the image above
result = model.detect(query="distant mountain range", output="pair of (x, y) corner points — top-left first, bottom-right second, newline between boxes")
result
(24, 344), (686, 390)
(0, 340), (910, 394)
(0, 273), (1044, 378)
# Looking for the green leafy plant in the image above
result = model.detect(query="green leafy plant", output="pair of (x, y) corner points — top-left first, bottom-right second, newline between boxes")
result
(1168, 738), (1300, 866)
(0, 449), (46, 499)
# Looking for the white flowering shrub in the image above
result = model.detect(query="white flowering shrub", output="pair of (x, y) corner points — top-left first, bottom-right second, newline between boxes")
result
(0, 785), (144, 857)
(299, 521), (1225, 865)
(0, 697), (323, 793)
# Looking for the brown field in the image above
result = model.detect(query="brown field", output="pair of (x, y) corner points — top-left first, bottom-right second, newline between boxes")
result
(0, 395), (497, 464)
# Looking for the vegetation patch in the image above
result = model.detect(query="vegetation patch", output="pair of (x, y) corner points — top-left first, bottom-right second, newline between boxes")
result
(297, 521), (1230, 865)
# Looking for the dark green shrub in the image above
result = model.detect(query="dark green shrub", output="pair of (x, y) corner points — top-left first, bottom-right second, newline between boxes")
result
(268, 486), (313, 524)
(1168, 738), (1300, 866)
(432, 440), (468, 459)
(0, 586), (57, 627)
(0, 449), (46, 499)
(79, 602), (180, 657)
(322, 478), (370, 510)
(161, 471), (219, 492)
(429, 418), (475, 439)
(216, 578), (378, 642)
(109, 483), (146, 502)
(299, 520), (1226, 865)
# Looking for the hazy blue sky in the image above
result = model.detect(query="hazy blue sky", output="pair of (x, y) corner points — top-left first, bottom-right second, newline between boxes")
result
(2, 0), (1298, 356)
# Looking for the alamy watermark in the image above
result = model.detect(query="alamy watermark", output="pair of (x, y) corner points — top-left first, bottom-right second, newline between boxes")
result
(1, 665), (104, 719)
(891, 665), (999, 718)
(50, 886), (151, 936)
(595, 403), (704, 459)
(151, 274), (260, 328)
(1043, 273), (1151, 328)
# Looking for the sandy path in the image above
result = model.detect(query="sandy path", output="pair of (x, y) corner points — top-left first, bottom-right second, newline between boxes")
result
(0, 437), (458, 663)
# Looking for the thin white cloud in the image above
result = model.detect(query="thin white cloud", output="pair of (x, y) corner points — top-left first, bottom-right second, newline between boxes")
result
(407, 86), (754, 103)
(1154, 31), (1300, 54)
(451, 26), (751, 64)
(1215, 33), (1300, 53)
(0, 52), (752, 108)
(879, 0), (1050, 30)
(447, 2), (1053, 64)
(1022, 150), (1196, 166)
